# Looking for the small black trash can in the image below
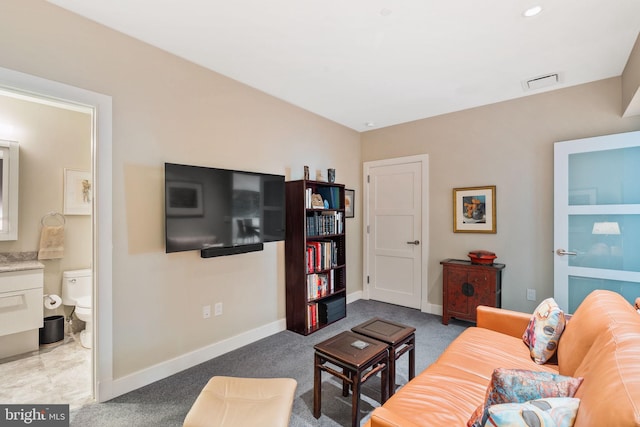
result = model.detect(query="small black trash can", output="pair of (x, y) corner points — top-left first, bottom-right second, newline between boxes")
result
(39, 315), (64, 345)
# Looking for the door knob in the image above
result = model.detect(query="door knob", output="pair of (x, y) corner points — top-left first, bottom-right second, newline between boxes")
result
(407, 240), (420, 245)
(556, 249), (577, 256)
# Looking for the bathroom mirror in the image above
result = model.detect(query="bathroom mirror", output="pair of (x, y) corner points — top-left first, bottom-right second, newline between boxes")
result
(0, 140), (19, 241)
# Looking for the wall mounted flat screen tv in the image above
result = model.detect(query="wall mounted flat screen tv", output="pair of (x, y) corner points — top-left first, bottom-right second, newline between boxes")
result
(165, 163), (285, 256)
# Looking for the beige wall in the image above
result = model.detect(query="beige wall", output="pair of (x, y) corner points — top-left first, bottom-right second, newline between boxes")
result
(362, 77), (640, 313)
(622, 34), (640, 116)
(2, 0), (637, 390)
(0, 0), (361, 379)
(0, 95), (92, 315)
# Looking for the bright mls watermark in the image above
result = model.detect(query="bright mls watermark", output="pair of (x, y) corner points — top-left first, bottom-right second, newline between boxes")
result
(0, 405), (69, 426)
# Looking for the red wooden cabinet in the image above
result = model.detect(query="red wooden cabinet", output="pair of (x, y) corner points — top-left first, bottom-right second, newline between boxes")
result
(441, 259), (505, 325)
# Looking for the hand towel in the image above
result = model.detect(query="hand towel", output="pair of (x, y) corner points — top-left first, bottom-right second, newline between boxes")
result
(38, 225), (65, 260)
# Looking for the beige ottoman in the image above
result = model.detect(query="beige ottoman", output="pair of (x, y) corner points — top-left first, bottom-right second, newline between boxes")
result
(183, 376), (297, 427)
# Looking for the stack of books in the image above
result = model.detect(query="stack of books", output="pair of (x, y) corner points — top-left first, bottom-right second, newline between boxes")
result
(306, 212), (344, 236)
(306, 271), (335, 300)
(306, 241), (337, 272)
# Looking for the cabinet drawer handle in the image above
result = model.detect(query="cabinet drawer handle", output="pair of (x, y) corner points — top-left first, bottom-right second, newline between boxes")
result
(462, 282), (474, 297)
(0, 292), (26, 309)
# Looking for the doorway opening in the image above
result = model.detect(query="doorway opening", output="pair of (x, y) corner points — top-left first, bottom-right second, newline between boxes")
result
(0, 65), (113, 403)
(0, 88), (94, 408)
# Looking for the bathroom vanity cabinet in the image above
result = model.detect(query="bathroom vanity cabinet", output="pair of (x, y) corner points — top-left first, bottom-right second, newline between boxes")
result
(0, 261), (44, 359)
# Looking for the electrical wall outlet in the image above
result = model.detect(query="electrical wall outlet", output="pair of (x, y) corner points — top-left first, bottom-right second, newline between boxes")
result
(202, 305), (211, 319)
(214, 302), (223, 316)
(526, 289), (536, 301)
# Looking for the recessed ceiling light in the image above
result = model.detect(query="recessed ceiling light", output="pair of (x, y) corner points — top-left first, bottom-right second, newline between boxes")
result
(379, 8), (392, 17)
(523, 5), (543, 17)
(365, 122), (375, 127)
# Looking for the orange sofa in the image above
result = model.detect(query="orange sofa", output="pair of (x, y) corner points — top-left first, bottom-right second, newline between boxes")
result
(364, 290), (640, 427)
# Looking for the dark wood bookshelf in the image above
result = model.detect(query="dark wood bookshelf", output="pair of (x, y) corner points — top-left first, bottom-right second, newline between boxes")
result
(285, 179), (347, 335)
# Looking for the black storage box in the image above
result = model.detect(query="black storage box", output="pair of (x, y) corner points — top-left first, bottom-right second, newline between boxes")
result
(319, 297), (346, 324)
(39, 315), (64, 345)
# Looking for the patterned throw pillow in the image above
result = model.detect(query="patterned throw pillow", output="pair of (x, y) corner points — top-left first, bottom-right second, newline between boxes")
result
(486, 397), (580, 427)
(466, 368), (583, 427)
(522, 298), (566, 364)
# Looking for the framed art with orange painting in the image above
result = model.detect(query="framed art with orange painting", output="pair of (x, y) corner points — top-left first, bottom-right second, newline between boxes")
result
(453, 185), (496, 233)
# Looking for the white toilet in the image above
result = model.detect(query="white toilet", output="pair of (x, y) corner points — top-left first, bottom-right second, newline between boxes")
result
(61, 269), (92, 349)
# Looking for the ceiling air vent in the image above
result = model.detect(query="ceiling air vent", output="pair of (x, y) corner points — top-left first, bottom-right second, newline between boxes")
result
(523, 73), (559, 91)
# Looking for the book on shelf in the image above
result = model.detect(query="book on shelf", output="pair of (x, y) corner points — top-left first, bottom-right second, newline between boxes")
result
(306, 211), (343, 236)
(306, 241), (337, 272)
(320, 211), (343, 235)
(330, 269), (335, 293)
(306, 246), (313, 273)
(306, 242), (320, 271)
(307, 273), (332, 300)
(305, 188), (312, 209)
(307, 303), (318, 329)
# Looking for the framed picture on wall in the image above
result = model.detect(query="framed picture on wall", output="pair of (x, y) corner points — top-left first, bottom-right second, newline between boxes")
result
(453, 185), (496, 233)
(345, 189), (355, 218)
(63, 169), (92, 215)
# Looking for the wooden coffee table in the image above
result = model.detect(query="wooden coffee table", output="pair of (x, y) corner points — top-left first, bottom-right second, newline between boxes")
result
(351, 317), (416, 396)
(313, 331), (389, 427)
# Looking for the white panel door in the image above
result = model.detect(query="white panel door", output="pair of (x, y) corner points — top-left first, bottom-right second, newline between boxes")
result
(554, 130), (640, 313)
(364, 155), (428, 309)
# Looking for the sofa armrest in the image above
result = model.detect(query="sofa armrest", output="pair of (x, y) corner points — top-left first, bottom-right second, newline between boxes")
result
(476, 305), (530, 338)
(366, 407), (422, 427)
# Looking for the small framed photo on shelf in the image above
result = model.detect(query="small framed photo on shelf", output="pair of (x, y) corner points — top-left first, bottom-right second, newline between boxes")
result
(345, 189), (355, 218)
(453, 185), (496, 233)
(63, 169), (92, 215)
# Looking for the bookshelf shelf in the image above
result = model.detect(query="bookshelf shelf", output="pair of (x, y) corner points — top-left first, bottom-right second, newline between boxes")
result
(285, 179), (347, 335)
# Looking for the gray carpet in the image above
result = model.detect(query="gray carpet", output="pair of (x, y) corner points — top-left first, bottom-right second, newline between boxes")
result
(70, 299), (468, 427)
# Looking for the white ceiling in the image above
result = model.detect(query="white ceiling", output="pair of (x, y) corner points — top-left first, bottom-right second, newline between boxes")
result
(48, 0), (640, 132)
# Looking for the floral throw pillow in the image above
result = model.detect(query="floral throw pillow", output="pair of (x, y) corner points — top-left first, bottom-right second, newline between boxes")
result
(466, 368), (583, 427)
(522, 298), (566, 364)
(486, 397), (580, 427)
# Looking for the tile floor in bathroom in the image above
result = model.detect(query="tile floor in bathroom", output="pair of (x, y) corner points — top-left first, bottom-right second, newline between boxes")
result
(0, 332), (92, 410)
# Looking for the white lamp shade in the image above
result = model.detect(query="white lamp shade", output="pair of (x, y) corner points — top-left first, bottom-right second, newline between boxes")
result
(592, 222), (621, 235)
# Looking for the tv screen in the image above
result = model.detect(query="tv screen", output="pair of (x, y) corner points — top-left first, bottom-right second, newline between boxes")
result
(164, 163), (285, 254)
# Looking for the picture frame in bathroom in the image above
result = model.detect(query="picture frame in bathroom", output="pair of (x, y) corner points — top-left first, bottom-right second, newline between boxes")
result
(63, 169), (92, 215)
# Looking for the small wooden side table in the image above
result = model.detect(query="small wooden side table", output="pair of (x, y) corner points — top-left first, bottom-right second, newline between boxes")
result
(313, 331), (389, 427)
(351, 317), (416, 396)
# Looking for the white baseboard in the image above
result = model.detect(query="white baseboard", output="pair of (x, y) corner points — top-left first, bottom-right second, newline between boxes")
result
(102, 318), (286, 401)
(100, 290), (365, 402)
(423, 303), (443, 316)
(347, 290), (362, 304)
